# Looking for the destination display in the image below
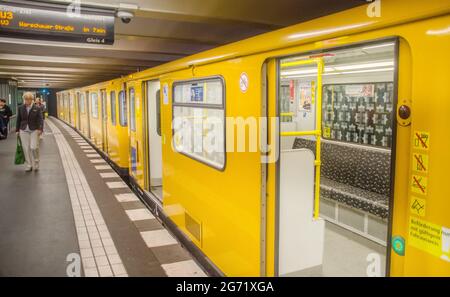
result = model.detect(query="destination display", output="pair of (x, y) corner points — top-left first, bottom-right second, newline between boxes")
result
(0, 2), (115, 44)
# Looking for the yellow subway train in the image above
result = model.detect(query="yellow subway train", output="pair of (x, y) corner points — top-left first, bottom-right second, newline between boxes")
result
(57, 0), (450, 277)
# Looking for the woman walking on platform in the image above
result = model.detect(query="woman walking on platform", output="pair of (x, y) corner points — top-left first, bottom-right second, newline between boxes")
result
(16, 92), (44, 172)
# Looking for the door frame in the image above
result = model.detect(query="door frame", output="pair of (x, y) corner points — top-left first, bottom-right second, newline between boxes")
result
(100, 89), (108, 153)
(142, 79), (163, 200)
(269, 37), (400, 276)
(76, 92), (81, 130)
(86, 91), (91, 139)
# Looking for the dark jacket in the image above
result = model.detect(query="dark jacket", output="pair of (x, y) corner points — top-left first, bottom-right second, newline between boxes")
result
(0, 105), (12, 122)
(16, 104), (44, 132)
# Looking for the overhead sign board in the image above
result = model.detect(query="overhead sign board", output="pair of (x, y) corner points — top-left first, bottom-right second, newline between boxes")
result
(0, 2), (115, 45)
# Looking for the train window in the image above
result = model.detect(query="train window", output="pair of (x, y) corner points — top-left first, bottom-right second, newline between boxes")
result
(129, 88), (136, 132)
(91, 92), (99, 119)
(118, 90), (127, 127)
(110, 91), (116, 126)
(280, 41), (395, 148)
(79, 93), (85, 114)
(156, 89), (161, 137)
(172, 77), (225, 170)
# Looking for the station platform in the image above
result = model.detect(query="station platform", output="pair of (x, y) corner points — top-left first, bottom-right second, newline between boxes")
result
(0, 117), (207, 277)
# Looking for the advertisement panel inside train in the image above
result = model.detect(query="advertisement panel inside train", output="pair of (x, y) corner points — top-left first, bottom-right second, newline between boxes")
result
(0, 2), (114, 44)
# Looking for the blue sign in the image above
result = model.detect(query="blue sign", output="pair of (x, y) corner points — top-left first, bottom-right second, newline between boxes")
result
(131, 147), (137, 173)
(191, 85), (204, 102)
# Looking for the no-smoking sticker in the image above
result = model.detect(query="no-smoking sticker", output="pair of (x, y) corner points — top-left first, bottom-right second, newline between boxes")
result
(239, 72), (249, 93)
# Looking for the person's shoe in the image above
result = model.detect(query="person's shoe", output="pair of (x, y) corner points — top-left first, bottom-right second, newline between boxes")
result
(34, 163), (40, 171)
(25, 166), (32, 172)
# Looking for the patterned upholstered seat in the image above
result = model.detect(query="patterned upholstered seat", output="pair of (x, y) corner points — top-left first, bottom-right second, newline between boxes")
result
(292, 138), (391, 219)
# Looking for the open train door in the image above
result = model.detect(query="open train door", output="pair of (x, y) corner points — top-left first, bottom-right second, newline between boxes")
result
(76, 92), (81, 130)
(144, 80), (163, 201)
(266, 57), (326, 276)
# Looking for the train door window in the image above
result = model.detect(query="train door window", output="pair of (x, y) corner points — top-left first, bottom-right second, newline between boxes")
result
(86, 91), (91, 138)
(146, 81), (162, 200)
(129, 88), (136, 132)
(119, 90), (127, 127)
(277, 40), (396, 276)
(91, 92), (99, 119)
(69, 93), (73, 123)
(172, 77), (225, 170)
(101, 90), (107, 121)
(156, 89), (161, 136)
(76, 92), (81, 129)
(79, 93), (85, 114)
(110, 91), (116, 126)
(101, 89), (108, 152)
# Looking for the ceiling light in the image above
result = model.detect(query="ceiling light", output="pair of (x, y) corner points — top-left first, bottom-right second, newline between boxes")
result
(282, 67), (394, 79)
(362, 43), (395, 50)
(340, 67), (394, 75)
(334, 61), (394, 71)
(280, 60), (393, 76)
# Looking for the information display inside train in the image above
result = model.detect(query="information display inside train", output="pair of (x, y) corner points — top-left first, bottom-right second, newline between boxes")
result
(0, 3), (114, 44)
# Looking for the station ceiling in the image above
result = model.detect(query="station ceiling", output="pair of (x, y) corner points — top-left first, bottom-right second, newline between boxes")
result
(0, 0), (365, 90)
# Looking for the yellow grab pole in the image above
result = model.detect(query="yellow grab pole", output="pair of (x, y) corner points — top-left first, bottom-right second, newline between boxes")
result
(280, 130), (321, 137)
(313, 58), (324, 220)
(279, 57), (324, 220)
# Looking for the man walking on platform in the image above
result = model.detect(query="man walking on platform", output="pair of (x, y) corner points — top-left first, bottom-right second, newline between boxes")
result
(16, 92), (43, 172)
(0, 98), (13, 138)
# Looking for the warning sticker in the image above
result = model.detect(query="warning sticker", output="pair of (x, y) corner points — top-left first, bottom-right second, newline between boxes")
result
(410, 196), (426, 217)
(413, 131), (430, 151)
(412, 153), (429, 174)
(411, 174), (428, 195)
(408, 217), (450, 261)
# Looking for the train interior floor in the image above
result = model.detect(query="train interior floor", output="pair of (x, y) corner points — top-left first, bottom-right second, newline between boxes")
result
(285, 222), (387, 277)
(0, 117), (206, 277)
(321, 222), (386, 277)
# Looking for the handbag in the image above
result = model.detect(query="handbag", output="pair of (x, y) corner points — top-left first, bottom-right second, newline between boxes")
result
(15, 136), (25, 165)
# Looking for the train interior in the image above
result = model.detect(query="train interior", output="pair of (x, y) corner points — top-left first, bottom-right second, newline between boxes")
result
(278, 41), (396, 276)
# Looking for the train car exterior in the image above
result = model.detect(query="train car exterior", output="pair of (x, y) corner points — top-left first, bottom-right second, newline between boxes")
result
(59, 0), (450, 277)
(57, 78), (130, 175)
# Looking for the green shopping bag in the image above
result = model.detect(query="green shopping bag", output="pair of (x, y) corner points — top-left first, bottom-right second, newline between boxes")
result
(15, 136), (25, 165)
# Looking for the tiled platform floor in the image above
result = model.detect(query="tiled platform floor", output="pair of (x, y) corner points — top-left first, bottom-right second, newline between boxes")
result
(0, 117), (206, 277)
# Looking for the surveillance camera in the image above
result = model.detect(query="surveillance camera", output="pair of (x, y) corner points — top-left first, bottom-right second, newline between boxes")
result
(117, 10), (134, 24)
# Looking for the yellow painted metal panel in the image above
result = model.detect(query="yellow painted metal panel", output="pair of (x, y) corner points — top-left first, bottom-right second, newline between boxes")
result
(162, 57), (266, 276)
(58, 1), (450, 276)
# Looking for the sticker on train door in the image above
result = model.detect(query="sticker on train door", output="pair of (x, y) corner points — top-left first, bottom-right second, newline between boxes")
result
(411, 174), (428, 195)
(412, 152), (429, 174)
(410, 196), (426, 217)
(408, 217), (450, 261)
(131, 147), (137, 174)
(239, 72), (249, 93)
(163, 83), (169, 105)
(413, 131), (430, 151)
